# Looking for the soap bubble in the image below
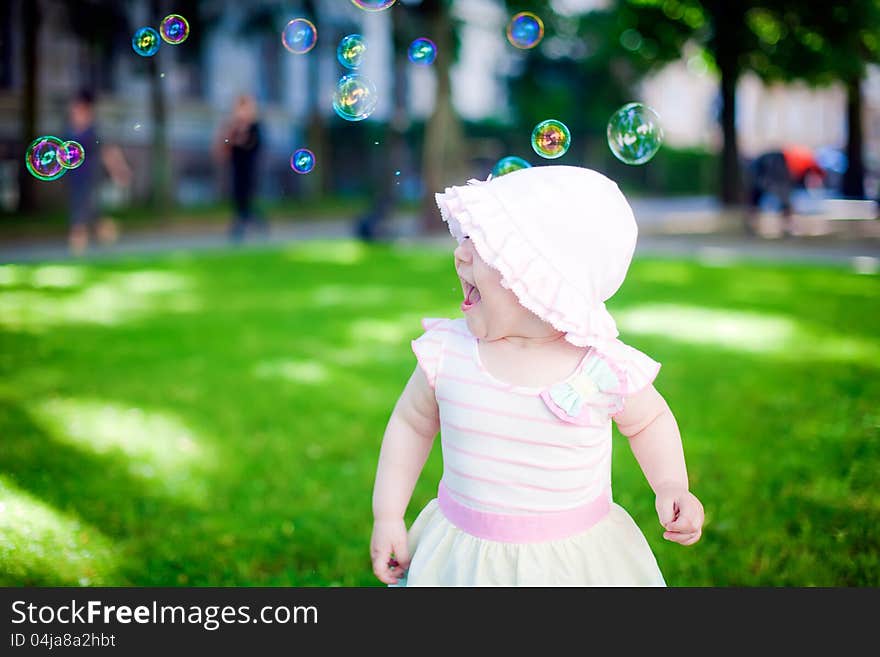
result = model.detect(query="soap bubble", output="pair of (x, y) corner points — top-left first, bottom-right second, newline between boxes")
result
(282, 18), (317, 55)
(25, 136), (66, 182)
(408, 37), (437, 65)
(507, 12), (544, 49)
(332, 73), (378, 122)
(491, 156), (532, 178)
(291, 148), (316, 174)
(531, 120), (570, 159)
(337, 34), (366, 69)
(607, 102), (664, 165)
(160, 14), (190, 45)
(351, 1), (396, 11)
(57, 140), (86, 170)
(132, 27), (161, 57)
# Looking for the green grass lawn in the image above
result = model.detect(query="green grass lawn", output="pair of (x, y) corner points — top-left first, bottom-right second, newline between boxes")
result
(0, 241), (877, 586)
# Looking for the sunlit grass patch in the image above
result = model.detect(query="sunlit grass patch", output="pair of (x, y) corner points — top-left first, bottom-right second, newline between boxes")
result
(0, 263), (88, 289)
(253, 359), (331, 384)
(285, 240), (368, 265)
(0, 269), (198, 332)
(28, 398), (215, 503)
(0, 476), (119, 585)
(615, 303), (880, 364)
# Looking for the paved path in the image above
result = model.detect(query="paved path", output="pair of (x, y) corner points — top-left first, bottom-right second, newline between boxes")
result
(2, 207), (878, 269)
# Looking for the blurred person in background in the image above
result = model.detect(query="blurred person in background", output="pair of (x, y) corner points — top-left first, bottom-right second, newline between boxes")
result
(214, 94), (267, 243)
(744, 145), (826, 237)
(67, 89), (132, 255)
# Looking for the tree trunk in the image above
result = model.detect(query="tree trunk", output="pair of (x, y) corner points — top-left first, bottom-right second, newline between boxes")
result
(354, 6), (410, 241)
(148, 0), (172, 212)
(718, 64), (742, 206)
(421, 0), (466, 233)
(304, 63), (328, 199)
(303, 0), (327, 199)
(378, 5), (410, 214)
(842, 75), (865, 199)
(713, 3), (743, 207)
(18, 0), (40, 214)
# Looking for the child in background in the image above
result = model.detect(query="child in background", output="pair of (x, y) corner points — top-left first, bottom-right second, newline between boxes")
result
(213, 94), (267, 243)
(67, 89), (132, 255)
(370, 165), (704, 586)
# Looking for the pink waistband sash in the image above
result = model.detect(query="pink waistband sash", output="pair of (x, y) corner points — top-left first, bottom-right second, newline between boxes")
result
(436, 481), (611, 544)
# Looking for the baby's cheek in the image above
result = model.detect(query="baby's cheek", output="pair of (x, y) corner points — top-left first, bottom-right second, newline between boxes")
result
(476, 259), (504, 290)
(486, 283), (522, 316)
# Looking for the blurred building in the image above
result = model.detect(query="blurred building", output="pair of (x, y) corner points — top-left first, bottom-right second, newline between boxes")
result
(0, 0), (408, 212)
(640, 61), (880, 197)
(641, 58), (880, 159)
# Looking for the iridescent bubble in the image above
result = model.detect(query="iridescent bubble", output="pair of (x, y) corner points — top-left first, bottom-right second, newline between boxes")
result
(159, 14), (190, 45)
(25, 136), (66, 182)
(408, 38), (437, 65)
(132, 27), (161, 57)
(491, 156), (532, 178)
(57, 140), (86, 170)
(291, 148), (316, 175)
(282, 18), (317, 55)
(607, 102), (664, 165)
(332, 74), (378, 122)
(337, 34), (366, 69)
(507, 12), (544, 49)
(531, 120), (571, 159)
(351, 0), (397, 11)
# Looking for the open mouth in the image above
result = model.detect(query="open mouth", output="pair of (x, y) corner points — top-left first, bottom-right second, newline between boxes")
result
(461, 282), (482, 312)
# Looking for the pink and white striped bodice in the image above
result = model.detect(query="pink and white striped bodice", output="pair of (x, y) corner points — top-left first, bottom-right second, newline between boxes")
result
(412, 318), (660, 517)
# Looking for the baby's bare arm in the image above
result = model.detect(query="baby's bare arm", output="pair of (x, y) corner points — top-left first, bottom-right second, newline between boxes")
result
(371, 365), (440, 521)
(613, 384), (688, 494)
(614, 384), (704, 545)
(370, 365), (439, 582)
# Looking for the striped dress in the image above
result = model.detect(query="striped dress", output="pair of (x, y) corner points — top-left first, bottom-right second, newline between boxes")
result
(398, 317), (666, 586)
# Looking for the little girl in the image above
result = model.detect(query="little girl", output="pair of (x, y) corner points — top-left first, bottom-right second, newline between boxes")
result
(370, 165), (704, 586)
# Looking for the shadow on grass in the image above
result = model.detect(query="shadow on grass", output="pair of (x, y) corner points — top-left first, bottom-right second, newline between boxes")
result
(0, 400), (202, 585)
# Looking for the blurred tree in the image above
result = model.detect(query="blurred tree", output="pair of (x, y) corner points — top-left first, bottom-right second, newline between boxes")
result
(303, 0), (330, 199)
(64, 0), (130, 92)
(355, 0), (412, 240)
(611, 0), (760, 206)
(147, 0), (172, 212)
(419, 0), (466, 232)
(613, 0), (880, 204)
(18, 0), (40, 214)
(63, 0), (215, 210)
(753, 2), (880, 198)
(238, 0), (329, 199)
(502, 0), (681, 168)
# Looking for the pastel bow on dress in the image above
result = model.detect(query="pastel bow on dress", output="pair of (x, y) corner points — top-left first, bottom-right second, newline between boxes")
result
(541, 353), (625, 426)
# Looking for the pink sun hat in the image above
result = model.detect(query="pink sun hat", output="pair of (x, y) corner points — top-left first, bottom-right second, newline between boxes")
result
(435, 165), (638, 349)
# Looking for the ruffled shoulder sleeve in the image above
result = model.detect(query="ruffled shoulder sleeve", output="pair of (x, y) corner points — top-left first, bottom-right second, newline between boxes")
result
(411, 318), (452, 390)
(597, 340), (661, 398)
(539, 340), (660, 426)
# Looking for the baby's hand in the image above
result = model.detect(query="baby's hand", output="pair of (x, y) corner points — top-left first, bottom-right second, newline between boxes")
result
(655, 485), (704, 546)
(370, 518), (410, 585)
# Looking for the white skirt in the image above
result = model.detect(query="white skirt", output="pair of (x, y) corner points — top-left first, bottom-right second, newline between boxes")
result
(394, 498), (666, 587)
